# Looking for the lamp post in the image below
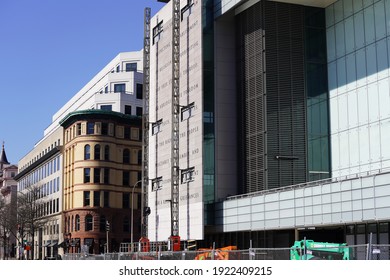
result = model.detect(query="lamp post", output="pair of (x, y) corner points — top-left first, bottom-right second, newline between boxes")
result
(131, 180), (142, 251)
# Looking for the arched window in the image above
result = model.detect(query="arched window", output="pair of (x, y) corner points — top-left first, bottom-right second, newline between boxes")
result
(123, 149), (130, 164)
(94, 144), (101, 160)
(104, 145), (110, 161)
(85, 214), (93, 231)
(84, 145), (90, 160)
(75, 215), (80, 231)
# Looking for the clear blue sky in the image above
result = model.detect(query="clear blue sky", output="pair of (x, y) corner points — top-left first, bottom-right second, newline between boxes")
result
(0, 0), (166, 164)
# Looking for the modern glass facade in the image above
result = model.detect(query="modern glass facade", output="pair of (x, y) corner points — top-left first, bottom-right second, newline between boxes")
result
(327, 0), (390, 177)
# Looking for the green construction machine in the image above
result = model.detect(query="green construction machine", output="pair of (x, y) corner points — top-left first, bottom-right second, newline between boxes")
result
(290, 239), (352, 260)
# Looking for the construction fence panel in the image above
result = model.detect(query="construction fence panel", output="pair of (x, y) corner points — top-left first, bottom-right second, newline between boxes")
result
(63, 244), (390, 260)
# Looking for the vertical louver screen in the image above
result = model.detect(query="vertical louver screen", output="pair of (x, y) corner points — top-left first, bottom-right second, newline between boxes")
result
(237, 1), (307, 193)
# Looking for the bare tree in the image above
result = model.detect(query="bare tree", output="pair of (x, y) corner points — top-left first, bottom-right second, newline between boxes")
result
(17, 184), (50, 260)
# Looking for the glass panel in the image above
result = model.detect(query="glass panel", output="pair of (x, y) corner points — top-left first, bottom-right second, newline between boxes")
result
(334, 0), (344, 23)
(376, 39), (389, 79)
(367, 83), (379, 122)
(346, 53), (357, 90)
(344, 16), (355, 54)
(357, 86), (369, 125)
(337, 57), (347, 93)
(325, 4), (335, 28)
(354, 11), (365, 49)
(366, 44), (377, 82)
(356, 48), (367, 86)
(375, 1), (386, 40)
(353, 0), (364, 13)
(364, 6), (375, 44)
(344, 0), (354, 17)
(335, 21), (345, 58)
(326, 26), (336, 62)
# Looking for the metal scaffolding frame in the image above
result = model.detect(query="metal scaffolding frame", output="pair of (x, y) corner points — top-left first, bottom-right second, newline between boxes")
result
(170, 0), (180, 237)
(142, 7), (151, 239)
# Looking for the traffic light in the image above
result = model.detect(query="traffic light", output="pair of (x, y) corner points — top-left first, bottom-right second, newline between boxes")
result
(106, 221), (110, 232)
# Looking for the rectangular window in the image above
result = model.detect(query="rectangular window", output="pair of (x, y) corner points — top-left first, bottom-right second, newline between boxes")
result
(94, 168), (101, 184)
(123, 171), (130, 186)
(104, 168), (110, 184)
(125, 105), (132, 115)
(77, 123), (82, 135)
(104, 86), (108, 93)
(181, 167), (195, 184)
(84, 191), (90, 206)
(181, 102), (195, 121)
(114, 83), (126, 93)
(102, 123), (109, 135)
(136, 84), (143, 99)
(122, 193), (130, 209)
(84, 168), (91, 183)
(136, 107), (143, 116)
(153, 21), (163, 44)
(100, 105), (112, 111)
(152, 119), (162, 135)
(104, 191), (109, 207)
(181, 0), (194, 21)
(152, 177), (163, 191)
(126, 63), (137, 72)
(87, 122), (95, 134)
(94, 191), (100, 207)
(116, 65), (120, 72)
(124, 127), (131, 139)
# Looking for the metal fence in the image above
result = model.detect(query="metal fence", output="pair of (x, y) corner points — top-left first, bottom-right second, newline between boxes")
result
(63, 244), (390, 260)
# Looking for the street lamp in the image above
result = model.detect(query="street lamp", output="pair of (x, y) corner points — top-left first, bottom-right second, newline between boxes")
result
(131, 180), (142, 251)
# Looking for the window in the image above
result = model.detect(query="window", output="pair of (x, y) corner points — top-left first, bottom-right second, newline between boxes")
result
(181, 167), (195, 184)
(152, 177), (163, 191)
(104, 145), (110, 161)
(136, 107), (143, 116)
(125, 105), (132, 115)
(136, 84), (143, 99)
(75, 215), (80, 231)
(124, 127), (131, 139)
(123, 171), (130, 186)
(123, 149), (130, 164)
(94, 191), (100, 207)
(123, 216), (130, 232)
(137, 150), (142, 165)
(126, 63), (137, 72)
(123, 193), (130, 209)
(85, 214), (93, 231)
(100, 216), (106, 232)
(181, 102), (195, 121)
(84, 191), (90, 206)
(181, 0), (194, 21)
(94, 168), (101, 184)
(104, 191), (109, 207)
(84, 145), (91, 160)
(77, 123), (82, 135)
(102, 123), (108, 135)
(101, 105), (112, 111)
(87, 122), (95, 134)
(114, 83), (126, 93)
(104, 168), (110, 184)
(116, 65), (120, 72)
(104, 86), (108, 93)
(84, 168), (91, 183)
(153, 21), (163, 44)
(152, 119), (162, 135)
(94, 144), (101, 160)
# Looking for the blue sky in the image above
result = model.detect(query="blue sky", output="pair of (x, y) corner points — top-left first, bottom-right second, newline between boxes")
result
(0, 0), (165, 164)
